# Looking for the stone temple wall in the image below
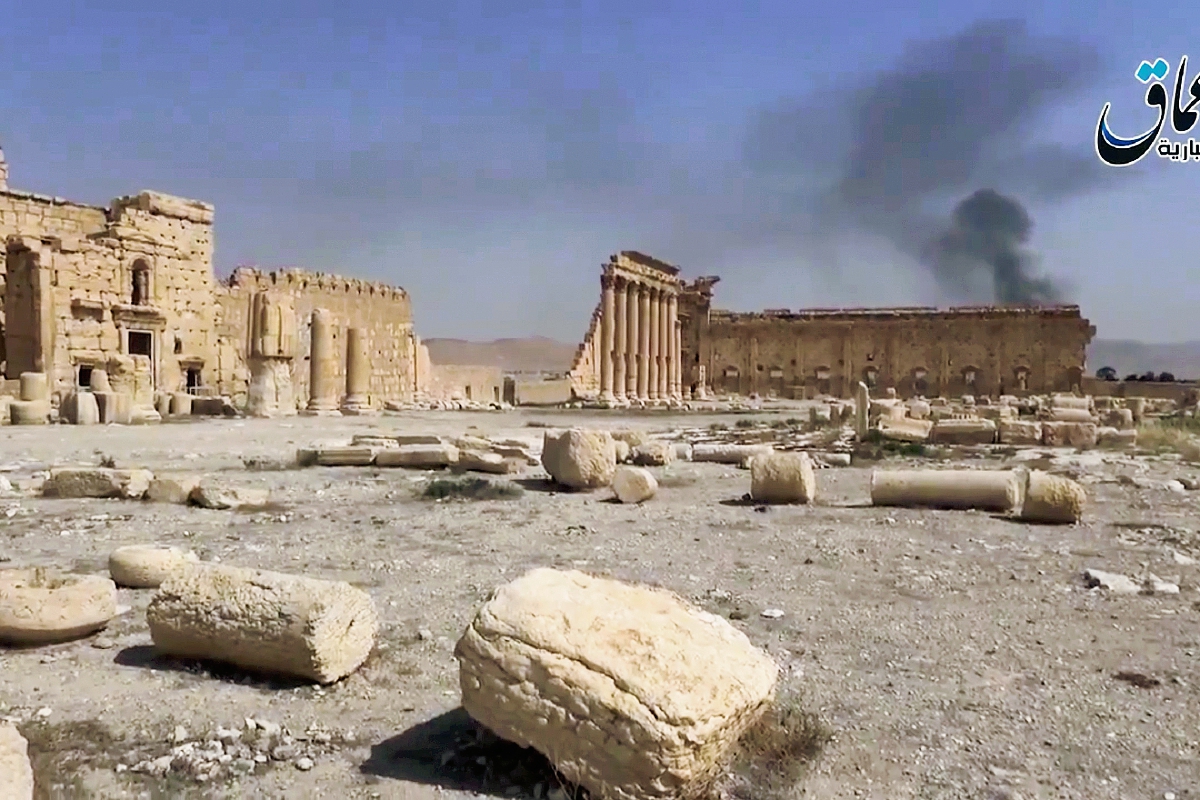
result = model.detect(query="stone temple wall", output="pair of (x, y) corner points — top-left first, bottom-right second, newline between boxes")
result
(215, 267), (419, 409)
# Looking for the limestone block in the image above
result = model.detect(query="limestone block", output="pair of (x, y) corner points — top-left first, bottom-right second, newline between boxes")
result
(109, 545), (199, 588)
(609, 430), (649, 448)
(1050, 394), (1091, 411)
(61, 391), (100, 425)
(189, 480), (270, 510)
(1019, 470), (1085, 524)
(315, 447), (376, 466)
(671, 442), (693, 461)
(351, 435), (400, 449)
(454, 451), (521, 474)
(691, 444), (774, 466)
(1042, 421), (1098, 449)
(129, 407), (162, 425)
(394, 435), (445, 445)
(146, 563), (378, 684)
(155, 393), (172, 418)
(876, 417), (932, 443)
(1104, 408), (1135, 430)
(455, 568), (778, 800)
(0, 396), (10, 425)
(10, 400), (50, 425)
(750, 451), (816, 504)
(375, 444), (459, 468)
(170, 392), (193, 416)
(977, 405), (1017, 421)
(930, 417), (997, 445)
(998, 419), (1043, 446)
(1128, 397), (1146, 422)
(612, 466), (658, 503)
(541, 429), (617, 489)
(90, 368), (112, 392)
(614, 440), (631, 463)
(147, 474), (203, 504)
(94, 391), (133, 424)
(19, 372), (48, 402)
(631, 440), (675, 467)
(907, 399), (931, 420)
(1048, 407), (1095, 423)
(0, 569), (119, 645)
(1097, 427), (1138, 448)
(42, 468), (153, 499)
(869, 398), (904, 421)
(0, 722), (33, 800)
(870, 469), (1021, 512)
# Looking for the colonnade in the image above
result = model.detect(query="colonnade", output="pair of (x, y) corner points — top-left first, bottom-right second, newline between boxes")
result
(597, 274), (682, 403)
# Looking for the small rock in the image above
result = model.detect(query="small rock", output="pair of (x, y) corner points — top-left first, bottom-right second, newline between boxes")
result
(1144, 576), (1180, 595)
(760, 608), (785, 619)
(90, 636), (115, 650)
(1172, 550), (1197, 566)
(1165, 480), (1186, 494)
(417, 629), (434, 641)
(295, 756), (314, 771)
(271, 744), (299, 761)
(35, 707), (52, 719)
(1083, 568), (1141, 595)
(173, 725), (189, 744)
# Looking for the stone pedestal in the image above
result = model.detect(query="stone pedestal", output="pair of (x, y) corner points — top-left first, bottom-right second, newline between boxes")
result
(247, 292), (298, 418)
(19, 372), (47, 402)
(341, 327), (372, 414)
(304, 308), (340, 415)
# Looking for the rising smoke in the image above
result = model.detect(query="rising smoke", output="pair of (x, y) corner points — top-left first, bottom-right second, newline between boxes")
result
(770, 20), (1108, 305)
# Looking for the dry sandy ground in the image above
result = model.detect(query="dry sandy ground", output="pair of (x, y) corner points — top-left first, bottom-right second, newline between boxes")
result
(1, 409), (1198, 800)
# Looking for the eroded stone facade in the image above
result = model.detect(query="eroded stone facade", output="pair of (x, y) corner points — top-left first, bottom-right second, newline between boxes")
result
(0, 158), (422, 411)
(574, 252), (1096, 400)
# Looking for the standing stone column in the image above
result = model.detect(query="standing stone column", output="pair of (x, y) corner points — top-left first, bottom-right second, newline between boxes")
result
(625, 282), (640, 398)
(305, 308), (340, 414)
(662, 289), (672, 400)
(613, 279), (628, 401)
(647, 288), (660, 401)
(667, 292), (680, 400)
(636, 284), (651, 400)
(599, 275), (615, 402)
(855, 381), (870, 439)
(341, 327), (372, 414)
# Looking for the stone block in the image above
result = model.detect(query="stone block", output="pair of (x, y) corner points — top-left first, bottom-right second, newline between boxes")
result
(189, 480), (270, 510)
(541, 429), (617, 489)
(315, 447), (376, 466)
(375, 444), (459, 468)
(691, 444), (774, 467)
(0, 569), (119, 645)
(42, 467), (153, 499)
(1047, 407), (1095, 423)
(750, 451), (816, 504)
(94, 391), (133, 424)
(1104, 408), (1134, 430)
(930, 417), (997, 445)
(147, 563), (378, 684)
(1019, 470), (1085, 524)
(0, 722), (33, 800)
(61, 391), (100, 425)
(454, 451), (521, 474)
(454, 568), (778, 800)
(876, 417), (932, 443)
(0, 396), (10, 425)
(19, 372), (48, 402)
(998, 419), (1043, 445)
(1042, 421), (1098, 449)
(1097, 427), (1138, 448)
(612, 466), (658, 503)
(631, 440), (675, 467)
(147, 474), (203, 504)
(9, 400), (49, 425)
(170, 392), (193, 416)
(109, 545), (199, 588)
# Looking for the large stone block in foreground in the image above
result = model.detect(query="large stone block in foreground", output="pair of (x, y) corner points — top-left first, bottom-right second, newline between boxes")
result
(0, 722), (33, 800)
(541, 429), (617, 489)
(455, 568), (779, 800)
(750, 451), (816, 504)
(147, 563), (378, 684)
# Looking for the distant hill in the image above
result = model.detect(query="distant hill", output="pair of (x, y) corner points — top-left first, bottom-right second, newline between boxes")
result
(423, 336), (577, 373)
(1088, 339), (1200, 380)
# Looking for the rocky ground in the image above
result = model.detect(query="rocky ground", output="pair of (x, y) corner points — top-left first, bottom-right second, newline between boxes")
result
(1, 407), (1198, 800)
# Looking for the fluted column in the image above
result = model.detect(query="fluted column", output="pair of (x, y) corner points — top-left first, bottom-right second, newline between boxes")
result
(625, 282), (640, 397)
(613, 279), (628, 400)
(668, 292), (680, 400)
(656, 291), (669, 401)
(647, 287), (660, 400)
(599, 275), (615, 401)
(636, 284), (651, 399)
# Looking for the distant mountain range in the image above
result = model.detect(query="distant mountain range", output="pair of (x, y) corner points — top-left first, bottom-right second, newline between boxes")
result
(422, 336), (577, 373)
(1088, 339), (1200, 380)
(422, 335), (1200, 382)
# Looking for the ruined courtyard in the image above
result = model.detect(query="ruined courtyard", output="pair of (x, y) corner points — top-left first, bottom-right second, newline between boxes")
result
(0, 397), (1198, 800)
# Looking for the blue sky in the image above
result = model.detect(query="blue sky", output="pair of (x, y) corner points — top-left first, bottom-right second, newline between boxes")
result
(2, 0), (1196, 343)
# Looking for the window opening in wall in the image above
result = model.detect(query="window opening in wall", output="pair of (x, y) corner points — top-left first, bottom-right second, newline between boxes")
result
(186, 368), (201, 391)
(78, 365), (93, 389)
(174, 337), (183, 354)
(464, 385), (472, 400)
(724, 366), (739, 378)
(913, 367), (929, 395)
(866, 353), (874, 362)
(1015, 368), (1029, 392)
(963, 368), (977, 390)
(493, 386), (500, 402)
(128, 331), (153, 357)
(769, 367), (784, 379)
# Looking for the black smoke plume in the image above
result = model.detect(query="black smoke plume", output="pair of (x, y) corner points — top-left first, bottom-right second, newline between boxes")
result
(749, 19), (1108, 305)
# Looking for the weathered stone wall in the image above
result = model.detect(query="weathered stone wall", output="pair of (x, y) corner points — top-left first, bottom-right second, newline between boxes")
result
(3, 190), (218, 398)
(1083, 376), (1199, 402)
(701, 305), (1095, 399)
(423, 364), (505, 404)
(512, 377), (573, 406)
(215, 267), (419, 408)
